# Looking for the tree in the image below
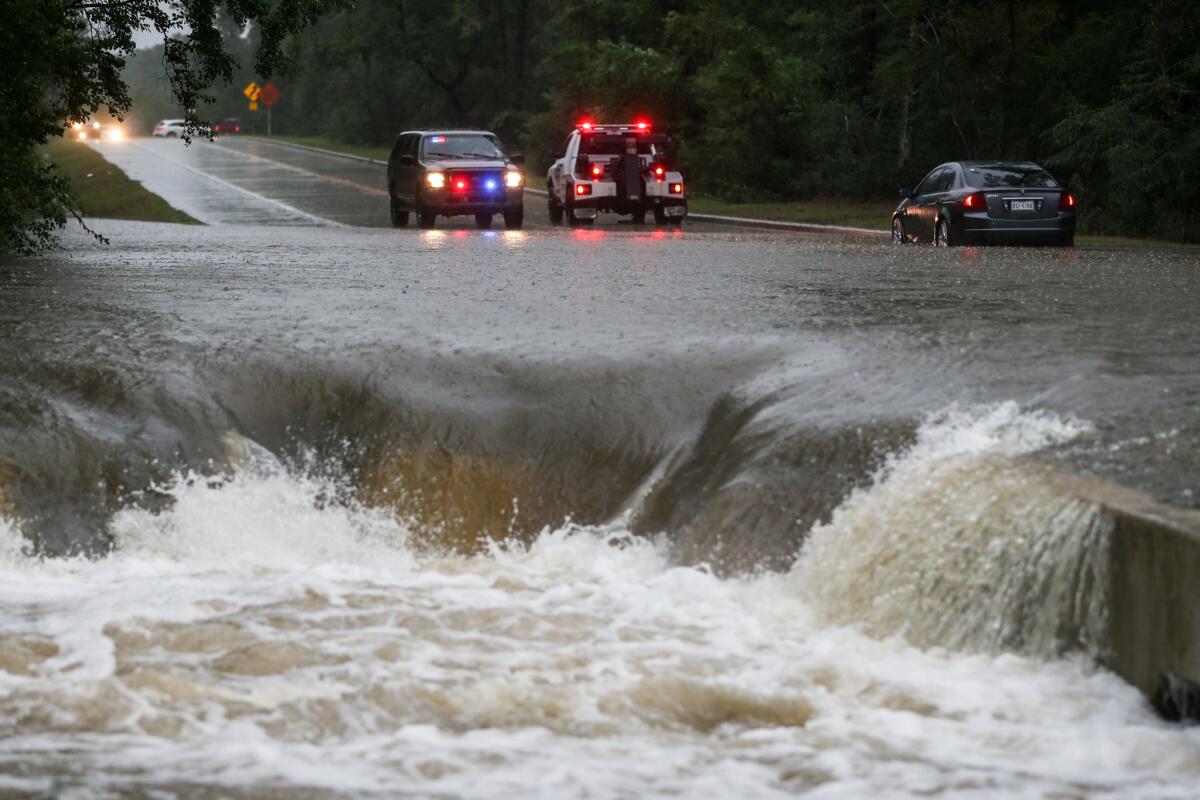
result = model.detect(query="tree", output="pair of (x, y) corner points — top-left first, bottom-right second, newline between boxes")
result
(0, 0), (345, 254)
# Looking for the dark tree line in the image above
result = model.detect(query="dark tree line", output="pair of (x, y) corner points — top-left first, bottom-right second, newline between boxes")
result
(16, 0), (1200, 246)
(189, 0), (1190, 239)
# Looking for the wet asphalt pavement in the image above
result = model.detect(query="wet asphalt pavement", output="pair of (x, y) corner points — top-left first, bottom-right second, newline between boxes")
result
(90, 136), (762, 232)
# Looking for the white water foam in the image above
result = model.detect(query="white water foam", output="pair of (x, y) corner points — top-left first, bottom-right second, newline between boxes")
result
(0, 416), (1197, 798)
(795, 401), (1110, 655)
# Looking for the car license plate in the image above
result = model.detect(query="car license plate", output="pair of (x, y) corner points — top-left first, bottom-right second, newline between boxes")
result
(1010, 199), (1036, 212)
(666, 206), (685, 217)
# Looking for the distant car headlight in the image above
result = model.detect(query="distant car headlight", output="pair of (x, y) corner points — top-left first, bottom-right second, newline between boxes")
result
(426, 172), (446, 189)
(77, 131), (87, 140)
(107, 128), (124, 141)
(505, 170), (523, 188)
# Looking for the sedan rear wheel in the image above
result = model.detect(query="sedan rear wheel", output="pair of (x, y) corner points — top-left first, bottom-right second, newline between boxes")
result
(891, 216), (906, 244)
(935, 217), (953, 247)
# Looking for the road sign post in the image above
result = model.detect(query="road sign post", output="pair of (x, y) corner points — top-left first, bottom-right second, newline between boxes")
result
(259, 83), (281, 136)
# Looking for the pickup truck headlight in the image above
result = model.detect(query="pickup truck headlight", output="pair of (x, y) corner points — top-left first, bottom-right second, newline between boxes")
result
(426, 172), (446, 189)
(505, 170), (523, 188)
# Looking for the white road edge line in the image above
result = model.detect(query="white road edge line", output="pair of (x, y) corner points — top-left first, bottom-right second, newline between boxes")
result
(124, 141), (344, 227)
(243, 137), (889, 237)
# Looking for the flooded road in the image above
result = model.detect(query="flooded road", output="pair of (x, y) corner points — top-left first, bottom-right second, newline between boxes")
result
(1, 144), (1199, 796)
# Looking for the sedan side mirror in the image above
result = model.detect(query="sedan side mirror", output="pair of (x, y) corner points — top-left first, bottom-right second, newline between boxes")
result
(900, 187), (914, 200)
(508, 153), (525, 166)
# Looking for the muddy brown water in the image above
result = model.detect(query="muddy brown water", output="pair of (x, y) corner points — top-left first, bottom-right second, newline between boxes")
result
(0, 162), (1198, 795)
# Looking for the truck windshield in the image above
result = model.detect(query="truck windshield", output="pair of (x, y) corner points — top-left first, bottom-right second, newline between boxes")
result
(421, 134), (504, 159)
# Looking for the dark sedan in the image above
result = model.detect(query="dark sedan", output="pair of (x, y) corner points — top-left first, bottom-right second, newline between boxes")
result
(892, 161), (1076, 246)
(386, 130), (524, 229)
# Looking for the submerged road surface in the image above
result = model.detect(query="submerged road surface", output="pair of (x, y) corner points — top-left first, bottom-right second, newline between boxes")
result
(0, 141), (1198, 797)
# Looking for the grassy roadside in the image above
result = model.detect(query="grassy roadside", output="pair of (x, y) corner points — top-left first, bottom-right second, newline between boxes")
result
(253, 136), (1193, 246)
(687, 197), (891, 230)
(260, 135), (390, 162)
(43, 140), (199, 225)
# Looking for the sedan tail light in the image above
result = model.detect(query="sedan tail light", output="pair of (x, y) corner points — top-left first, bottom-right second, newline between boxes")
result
(962, 192), (987, 210)
(1060, 192), (1076, 209)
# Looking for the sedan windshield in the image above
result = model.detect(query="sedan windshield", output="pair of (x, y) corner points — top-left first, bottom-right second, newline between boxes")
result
(965, 164), (1059, 188)
(421, 134), (504, 159)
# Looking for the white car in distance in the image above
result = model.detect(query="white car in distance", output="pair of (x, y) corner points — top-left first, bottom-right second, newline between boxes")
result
(152, 119), (188, 138)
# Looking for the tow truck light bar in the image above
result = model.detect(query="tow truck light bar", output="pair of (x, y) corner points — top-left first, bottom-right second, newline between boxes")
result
(576, 120), (654, 134)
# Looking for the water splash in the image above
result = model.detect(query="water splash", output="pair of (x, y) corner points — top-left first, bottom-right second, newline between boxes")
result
(796, 402), (1109, 657)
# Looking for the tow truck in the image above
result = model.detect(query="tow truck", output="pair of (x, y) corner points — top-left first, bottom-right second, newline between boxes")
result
(546, 120), (686, 226)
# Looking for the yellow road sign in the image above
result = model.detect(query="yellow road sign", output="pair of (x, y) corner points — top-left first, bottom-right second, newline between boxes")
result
(249, 101), (259, 111)
(243, 82), (261, 101)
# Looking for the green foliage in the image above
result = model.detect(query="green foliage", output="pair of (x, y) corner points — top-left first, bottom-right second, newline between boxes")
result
(90, 0), (1200, 241)
(1, 0), (344, 253)
(1050, 0), (1200, 239)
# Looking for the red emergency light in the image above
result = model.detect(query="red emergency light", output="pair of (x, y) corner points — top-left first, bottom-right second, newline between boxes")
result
(578, 120), (594, 132)
(634, 119), (651, 131)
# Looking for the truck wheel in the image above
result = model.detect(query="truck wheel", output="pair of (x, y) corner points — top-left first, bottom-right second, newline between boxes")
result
(390, 198), (409, 228)
(475, 213), (494, 229)
(548, 193), (564, 225)
(566, 194), (592, 227)
(416, 203), (436, 229)
(504, 207), (524, 230)
(653, 206), (668, 225)
(630, 205), (646, 225)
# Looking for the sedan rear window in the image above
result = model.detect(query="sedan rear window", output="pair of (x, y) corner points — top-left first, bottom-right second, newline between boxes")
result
(965, 165), (1059, 189)
(421, 134), (504, 159)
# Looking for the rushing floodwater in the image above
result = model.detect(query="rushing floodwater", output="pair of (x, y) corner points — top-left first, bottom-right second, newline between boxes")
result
(1, 221), (1198, 796)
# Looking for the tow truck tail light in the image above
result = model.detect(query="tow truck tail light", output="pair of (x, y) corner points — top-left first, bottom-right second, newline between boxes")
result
(669, 182), (683, 194)
(962, 192), (986, 210)
(1060, 192), (1076, 209)
(575, 184), (591, 196)
(591, 163), (603, 178)
(652, 164), (666, 182)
